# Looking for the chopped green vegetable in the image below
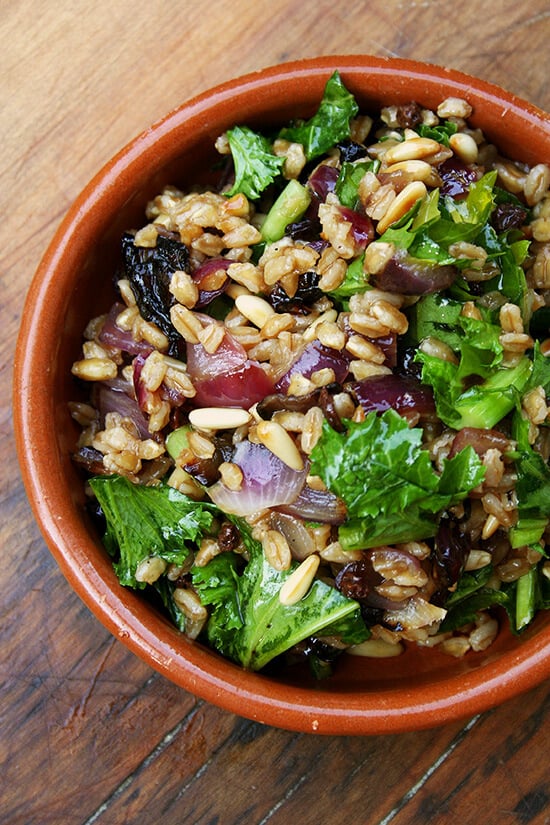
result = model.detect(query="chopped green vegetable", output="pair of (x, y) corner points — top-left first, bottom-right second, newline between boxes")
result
(260, 179), (311, 242)
(279, 70), (359, 161)
(310, 409), (485, 550)
(89, 475), (217, 588)
(191, 518), (367, 670)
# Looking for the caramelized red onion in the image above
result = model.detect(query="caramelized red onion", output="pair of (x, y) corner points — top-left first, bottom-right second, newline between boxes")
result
(350, 373), (435, 417)
(370, 246), (457, 295)
(274, 484), (347, 525)
(274, 341), (350, 393)
(192, 258), (231, 307)
(98, 303), (153, 356)
(186, 322), (274, 407)
(448, 426), (512, 458)
(207, 440), (308, 516)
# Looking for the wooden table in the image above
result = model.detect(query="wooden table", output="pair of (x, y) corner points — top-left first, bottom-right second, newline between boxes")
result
(2, 2), (550, 823)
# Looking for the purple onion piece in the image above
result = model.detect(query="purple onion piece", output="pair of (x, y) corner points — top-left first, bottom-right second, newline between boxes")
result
(274, 341), (350, 393)
(192, 258), (231, 307)
(350, 373), (435, 417)
(274, 484), (347, 525)
(207, 440), (308, 516)
(307, 164), (339, 201)
(98, 303), (154, 356)
(370, 246), (457, 295)
(338, 206), (374, 250)
(97, 382), (151, 440)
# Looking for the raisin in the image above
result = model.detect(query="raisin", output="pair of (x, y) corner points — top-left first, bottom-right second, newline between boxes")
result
(395, 101), (423, 129)
(491, 203), (528, 233)
(334, 559), (373, 601)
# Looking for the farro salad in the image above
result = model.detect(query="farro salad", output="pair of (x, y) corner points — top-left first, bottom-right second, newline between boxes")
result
(70, 72), (550, 677)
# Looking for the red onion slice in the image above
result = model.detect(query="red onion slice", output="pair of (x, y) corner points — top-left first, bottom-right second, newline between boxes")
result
(207, 440), (308, 516)
(275, 341), (350, 393)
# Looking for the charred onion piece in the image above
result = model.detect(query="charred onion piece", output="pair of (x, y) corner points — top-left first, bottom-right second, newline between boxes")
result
(370, 246), (457, 295)
(275, 484), (347, 525)
(350, 373), (436, 417)
(448, 426), (512, 458)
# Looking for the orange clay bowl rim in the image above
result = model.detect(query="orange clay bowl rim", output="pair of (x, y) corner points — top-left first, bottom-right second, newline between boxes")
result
(13, 56), (550, 735)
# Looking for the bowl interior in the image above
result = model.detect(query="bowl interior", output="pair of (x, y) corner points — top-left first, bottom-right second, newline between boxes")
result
(14, 56), (550, 735)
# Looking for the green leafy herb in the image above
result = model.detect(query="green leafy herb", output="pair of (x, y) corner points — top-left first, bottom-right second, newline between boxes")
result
(418, 119), (458, 146)
(309, 409), (485, 550)
(191, 518), (367, 670)
(335, 160), (376, 208)
(225, 125), (284, 201)
(89, 475), (217, 588)
(278, 71), (359, 161)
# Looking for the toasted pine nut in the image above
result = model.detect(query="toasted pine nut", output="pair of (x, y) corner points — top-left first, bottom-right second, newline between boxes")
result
(376, 181), (427, 234)
(188, 407), (252, 430)
(235, 294), (275, 328)
(383, 137), (441, 165)
(384, 159), (434, 182)
(481, 514), (500, 540)
(449, 132), (479, 164)
(279, 554), (320, 605)
(256, 419), (304, 470)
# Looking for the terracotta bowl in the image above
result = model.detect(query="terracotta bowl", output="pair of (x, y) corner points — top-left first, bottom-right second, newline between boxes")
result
(13, 55), (550, 735)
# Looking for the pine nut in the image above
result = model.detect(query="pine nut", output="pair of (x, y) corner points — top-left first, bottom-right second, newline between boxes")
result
(376, 181), (428, 234)
(383, 137), (441, 165)
(481, 513), (500, 540)
(256, 419), (304, 470)
(279, 554), (320, 605)
(384, 159), (434, 182)
(235, 294), (275, 328)
(188, 407), (252, 430)
(449, 132), (479, 164)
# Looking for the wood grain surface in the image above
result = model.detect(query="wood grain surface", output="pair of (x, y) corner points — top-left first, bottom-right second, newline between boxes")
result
(2, 2), (549, 823)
